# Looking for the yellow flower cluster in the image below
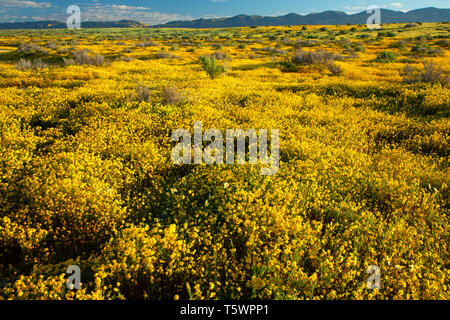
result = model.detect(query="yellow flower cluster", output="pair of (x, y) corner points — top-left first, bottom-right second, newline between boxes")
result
(0, 22), (448, 300)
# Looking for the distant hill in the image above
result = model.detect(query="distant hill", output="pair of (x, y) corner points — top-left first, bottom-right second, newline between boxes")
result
(151, 7), (450, 28)
(0, 20), (147, 30)
(0, 8), (448, 30)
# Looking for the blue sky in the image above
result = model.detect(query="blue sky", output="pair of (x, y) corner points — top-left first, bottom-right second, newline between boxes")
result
(0, 0), (449, 24)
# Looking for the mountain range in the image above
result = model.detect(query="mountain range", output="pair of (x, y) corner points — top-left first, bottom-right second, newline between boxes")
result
(0, 7), (448, 30)
(151, 8), (450, 28)
(0, 20), (147, 30)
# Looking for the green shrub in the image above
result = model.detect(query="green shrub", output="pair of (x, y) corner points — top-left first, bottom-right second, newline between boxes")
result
(198, 55), (226, 79)
(376, 51), (397, 63)
(411, 45), (429, 53)
(436, 39), (450, 47)
(389, 40), (408, 49)
(354, 44), (366, 52)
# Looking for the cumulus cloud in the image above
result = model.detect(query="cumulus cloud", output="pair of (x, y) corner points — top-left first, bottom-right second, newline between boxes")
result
(389, 3), (403, 8)
(343, 5), (366, 11)
(78, 3), (192, 24)
(111, 4), (152, 11)
(0, 0), (51, 8)
(342, 5), (366, 15)
(0, 1), (193, 25)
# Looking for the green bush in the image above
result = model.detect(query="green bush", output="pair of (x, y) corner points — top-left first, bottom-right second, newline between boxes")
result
(198, 55), (226, 79)
(375, 51), (397, 63)
(354, 44), (366, 52)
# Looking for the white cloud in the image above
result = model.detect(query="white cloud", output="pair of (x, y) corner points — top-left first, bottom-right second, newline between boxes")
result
(389, 3), (403, 8)
(0, 1), (193, 24)
(0, 0), (51, 8)
(343, 5), (366, 11)
(111, 5), (152, 11)
(342, 5), (367, 15)
(77, 3), (192, 25)
(0, 1), (193, 25)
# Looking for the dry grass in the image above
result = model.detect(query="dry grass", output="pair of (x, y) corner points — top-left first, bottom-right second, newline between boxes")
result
(403, 61), (449, 85)
(135, 84), (152, 102)
(161, 86), (185, 105)
(17, 43), (47, 55)
(292, 49), (337, 65)
(15, 58), (47, 70)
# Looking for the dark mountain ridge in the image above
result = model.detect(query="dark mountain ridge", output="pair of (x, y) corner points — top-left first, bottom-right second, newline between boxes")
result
(151, 7), (450, 28)
(0, 8), (448, 30)
(0, 19), (147, 30)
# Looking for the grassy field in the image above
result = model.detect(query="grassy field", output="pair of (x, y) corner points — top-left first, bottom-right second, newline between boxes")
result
(0, 22), (449, 300)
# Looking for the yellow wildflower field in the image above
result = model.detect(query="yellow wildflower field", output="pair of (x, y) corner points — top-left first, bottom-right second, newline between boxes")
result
(0, 23), (448, 300)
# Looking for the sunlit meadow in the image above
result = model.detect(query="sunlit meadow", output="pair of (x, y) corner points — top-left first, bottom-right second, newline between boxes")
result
(0, 22), (449, 300)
